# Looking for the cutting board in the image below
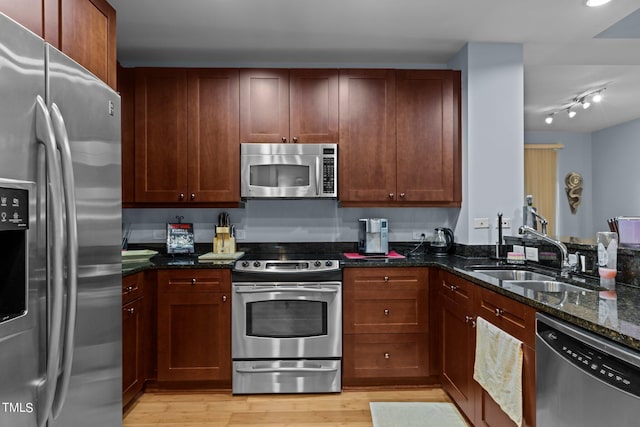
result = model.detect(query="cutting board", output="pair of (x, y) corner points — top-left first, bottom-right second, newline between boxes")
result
(198, 251), (245, 261)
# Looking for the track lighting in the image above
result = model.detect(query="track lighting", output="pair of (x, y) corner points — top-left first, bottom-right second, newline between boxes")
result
(543, 87), (606, 125)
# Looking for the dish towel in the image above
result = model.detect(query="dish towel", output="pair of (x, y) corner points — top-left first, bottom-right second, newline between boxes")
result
(473, 316), (523, 427)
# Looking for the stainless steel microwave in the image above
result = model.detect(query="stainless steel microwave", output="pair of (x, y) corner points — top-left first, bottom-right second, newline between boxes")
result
(240, 143), (337, 199)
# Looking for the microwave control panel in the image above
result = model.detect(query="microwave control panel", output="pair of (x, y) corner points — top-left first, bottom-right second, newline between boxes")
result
(323, 157), (335, 194)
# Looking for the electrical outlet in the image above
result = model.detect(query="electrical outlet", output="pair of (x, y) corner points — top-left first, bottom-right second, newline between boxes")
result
(412, 231), (427, 240)
(495, 217), (512, 228)
(235, 229), (246, 240)
(525, 246), (539, 262)
(473, 218), (490, 229)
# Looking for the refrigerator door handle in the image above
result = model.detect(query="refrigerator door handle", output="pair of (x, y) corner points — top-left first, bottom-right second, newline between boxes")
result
(49, 103), (79, 420)
(34, 95), (66, 427)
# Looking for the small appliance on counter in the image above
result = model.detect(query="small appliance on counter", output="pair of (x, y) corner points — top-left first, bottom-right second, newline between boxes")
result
(430, 227), (454, 256)
(358, 218), (389, 255)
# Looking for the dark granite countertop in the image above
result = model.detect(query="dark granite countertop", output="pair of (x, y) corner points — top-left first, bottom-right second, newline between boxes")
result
(123, 243), (640, 353)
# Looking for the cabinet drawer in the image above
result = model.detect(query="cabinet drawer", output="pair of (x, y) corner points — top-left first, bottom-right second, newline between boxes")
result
(347, 298), (427, 334)
(476, 287), (536, 346)
(343, 333), (429, 381)
(122, 273), (144, 304)
(158, 269), (230, 293)
(439, 271), (473, 306)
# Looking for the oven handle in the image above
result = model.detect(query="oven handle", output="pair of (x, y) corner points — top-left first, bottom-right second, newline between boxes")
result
(234, 287), (339, 294)
(236, 367), (339, 373)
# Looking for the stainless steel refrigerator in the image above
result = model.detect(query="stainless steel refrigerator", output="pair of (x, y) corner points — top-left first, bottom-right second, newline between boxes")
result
(0, 13), (122, 427)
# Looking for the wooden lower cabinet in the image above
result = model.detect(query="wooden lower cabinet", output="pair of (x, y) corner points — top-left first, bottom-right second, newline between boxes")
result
(438, 271), (536, 427)
(156, 269), (231, 384)
(122, 272), (146, 408)
(342, 267), (432, 386)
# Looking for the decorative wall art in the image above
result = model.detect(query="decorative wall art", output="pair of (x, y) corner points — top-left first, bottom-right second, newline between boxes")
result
(564, 172), (583, 214)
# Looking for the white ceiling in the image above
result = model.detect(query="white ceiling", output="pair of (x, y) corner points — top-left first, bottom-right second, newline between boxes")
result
(109, 0), (640, 133)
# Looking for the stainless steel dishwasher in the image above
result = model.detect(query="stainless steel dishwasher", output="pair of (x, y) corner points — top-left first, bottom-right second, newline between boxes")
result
(536, 313), (640, 427)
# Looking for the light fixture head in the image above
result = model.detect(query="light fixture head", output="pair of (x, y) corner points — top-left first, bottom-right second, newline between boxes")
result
(545, 114), (554, 124)
(582, 99), (591, 109)
(586, 0), (612, 7)
(592, 92), (603, 103)
(568, 108), (577, 118)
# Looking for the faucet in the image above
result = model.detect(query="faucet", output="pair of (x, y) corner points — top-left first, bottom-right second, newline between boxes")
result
(530, 208), (549, 235)
(518, 225), (572, 276)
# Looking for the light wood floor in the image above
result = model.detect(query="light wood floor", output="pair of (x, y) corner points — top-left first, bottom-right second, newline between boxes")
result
(123, 387), (451, 426)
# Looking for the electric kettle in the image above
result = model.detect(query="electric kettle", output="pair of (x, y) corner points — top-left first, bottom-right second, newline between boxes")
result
(430, 227), (454, 256)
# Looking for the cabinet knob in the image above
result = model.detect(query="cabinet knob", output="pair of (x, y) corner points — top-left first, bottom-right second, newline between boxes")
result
(222, 295), (227, 302)
(388, 193), (395, 199)
(400, 192), (406, 198)
(125, 307), (135, 315)
(450, 284), (458, 292)
(384, 309), (389, 316)
(123, 286), (134, 295)
(190, 193), (195, 200)
(179, 193), (185, 200)
(292, 136), (298, 143)
(465, 316), (477, 328)
(191, 278), (197, 286)
(282, 137), (287, 143)
(384, 352), (390, 359)
(495, 308), (504, 317)
(384, 276), (389, 282)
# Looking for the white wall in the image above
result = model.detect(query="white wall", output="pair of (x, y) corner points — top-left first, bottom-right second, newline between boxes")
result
(524, 131), (594, 239)
(449, 43), (524, 245)
(592, 118), (640, 235)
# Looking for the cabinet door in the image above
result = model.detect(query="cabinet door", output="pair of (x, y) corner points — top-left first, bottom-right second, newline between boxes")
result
(157, 270), (231, 383)
(122, 297), (144, 407)
(59, 0), (116, 89)
(289, 69), (339, 143)
(396, 70), (461, 203)
(339, 69), (396, 202)
(134, 68), (188, 203)
(187, 69), (240, 202)
(240, 69), (289, 143)
(439, 272), (476, 422)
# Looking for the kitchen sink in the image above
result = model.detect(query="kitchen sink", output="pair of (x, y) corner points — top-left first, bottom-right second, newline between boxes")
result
(502, 280), (593, 293)
(469, 269), (555, 281)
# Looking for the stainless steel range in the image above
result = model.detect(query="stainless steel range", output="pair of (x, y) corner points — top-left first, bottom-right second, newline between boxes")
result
(231, 255), (342, 394)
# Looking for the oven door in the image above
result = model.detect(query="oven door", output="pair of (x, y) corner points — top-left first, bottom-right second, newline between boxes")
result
(232, 282), (342, 359)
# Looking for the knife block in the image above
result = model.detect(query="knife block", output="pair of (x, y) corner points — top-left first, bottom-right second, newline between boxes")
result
(213, 226), (235, 254)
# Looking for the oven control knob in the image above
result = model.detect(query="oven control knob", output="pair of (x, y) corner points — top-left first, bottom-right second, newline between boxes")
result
(241, 261), (250, 268)
(314, 261), (322, 267)
(253, 261), (261, 268)
(325, 261), (333, 267)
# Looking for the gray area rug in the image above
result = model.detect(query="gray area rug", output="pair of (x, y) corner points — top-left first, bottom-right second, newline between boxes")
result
(370, 402), (468, 427)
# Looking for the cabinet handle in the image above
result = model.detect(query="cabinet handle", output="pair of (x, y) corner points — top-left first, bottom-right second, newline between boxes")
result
(384, 353), (390, 359)
(465, 316), (477, 328)
(400, 192), (406, 198)
(190, 193), (195, 200)
(449, 284), (458, 292)
(495, 308), (504, 317)
(191, 278), (197, 286)
(222, 295), (227, 302)
(384, 276), (389, 282)
(281, 137), (287, 143)
(384, 309), (389, 316)
(388, 193), (395, 199)
(292, 136), (298, 143)
(179, 193), (185, 200)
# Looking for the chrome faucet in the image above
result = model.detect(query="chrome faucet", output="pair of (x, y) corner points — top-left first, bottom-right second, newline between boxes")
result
(530, 209), (549, 235)
(518, 225), (572, 276)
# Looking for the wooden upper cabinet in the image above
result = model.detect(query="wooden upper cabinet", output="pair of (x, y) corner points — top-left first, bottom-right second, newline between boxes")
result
(0, 0), (117, 89)
(339, 69), (397, 202)
(134, 68), (189, 203)
(119, 65), (135, 205)
(133, 68), (240, 205)
(187, 69), (240, 203)
(396, 70), (461, 203)
(240, 69), (339, 144)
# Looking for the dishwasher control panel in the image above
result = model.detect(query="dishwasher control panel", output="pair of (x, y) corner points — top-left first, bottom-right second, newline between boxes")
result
(539, 327), (640, 397)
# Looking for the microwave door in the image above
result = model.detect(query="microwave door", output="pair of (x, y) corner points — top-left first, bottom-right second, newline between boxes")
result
(246, 156), (315, 198)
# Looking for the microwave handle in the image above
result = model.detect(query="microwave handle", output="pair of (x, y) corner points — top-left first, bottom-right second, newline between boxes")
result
(315, 157), (321, 196)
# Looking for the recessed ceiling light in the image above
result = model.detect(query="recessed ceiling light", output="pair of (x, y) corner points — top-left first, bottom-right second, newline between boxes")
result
(585, 0), (612, 7)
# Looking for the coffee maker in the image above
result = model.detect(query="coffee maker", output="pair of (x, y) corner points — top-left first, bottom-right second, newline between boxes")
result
(358, 218), (389, 254)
